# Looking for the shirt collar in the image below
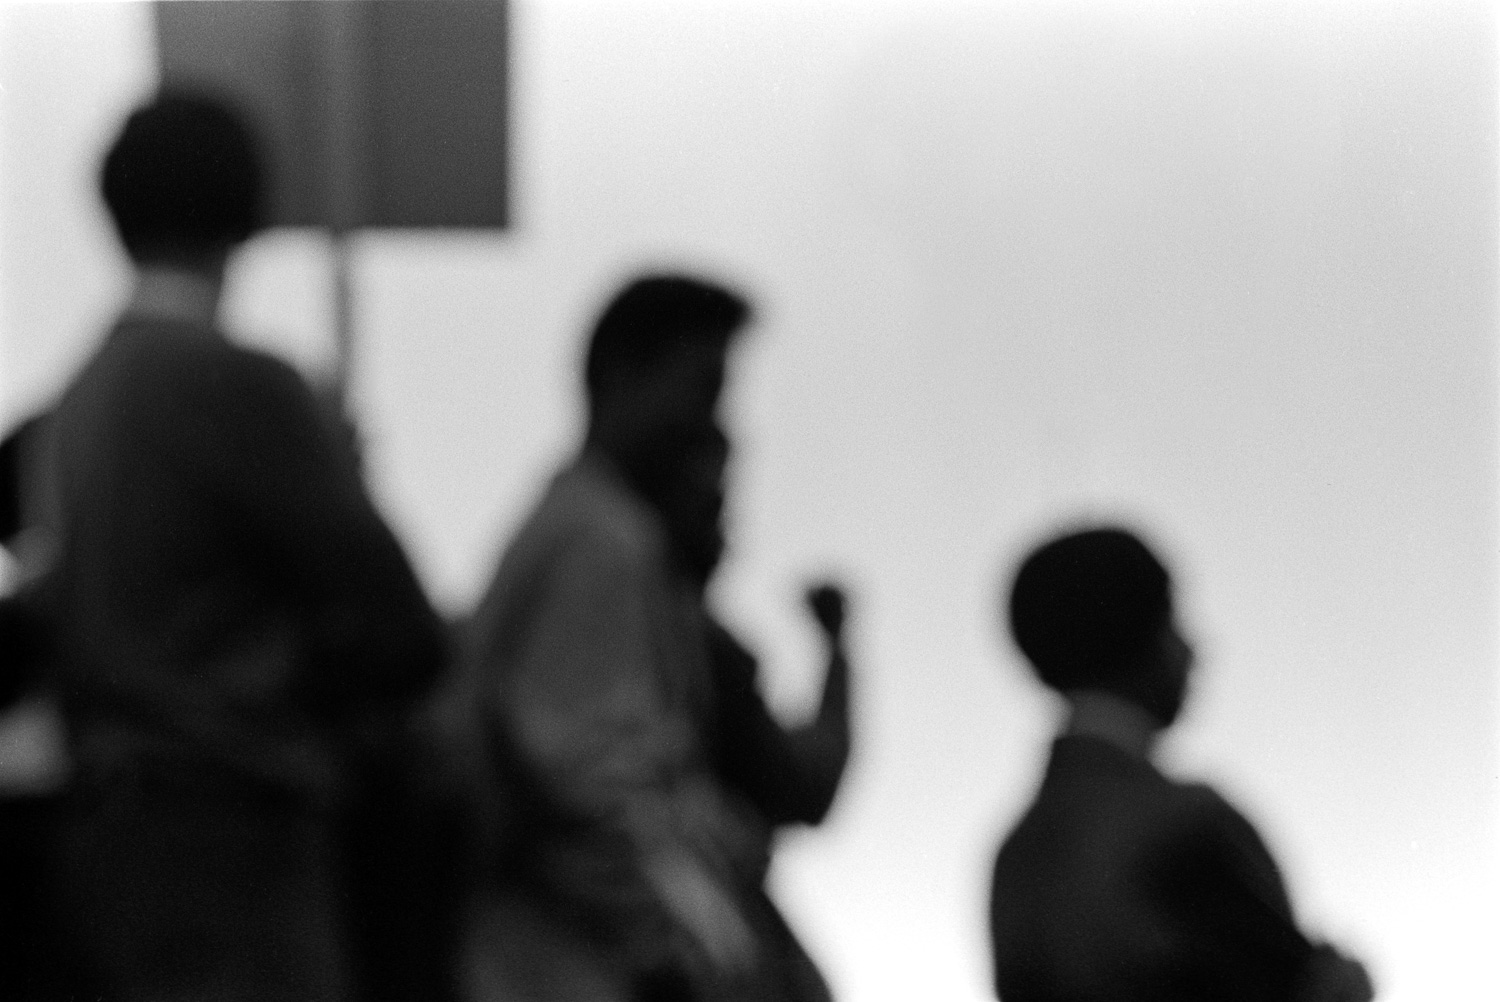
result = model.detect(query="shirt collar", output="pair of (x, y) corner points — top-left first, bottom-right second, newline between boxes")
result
(123, 265), (221, 329)
(1062, 688), (1163, 760)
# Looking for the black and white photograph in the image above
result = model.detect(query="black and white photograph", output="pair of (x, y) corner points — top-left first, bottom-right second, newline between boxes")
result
(0, 2), (1494, 1001)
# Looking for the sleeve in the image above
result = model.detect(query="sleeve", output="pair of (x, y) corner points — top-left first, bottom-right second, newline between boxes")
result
(186, 351), (446, 715)
(503, 529), (696, 835)
(497, 527), (759, 944)
(706, 620), (839, 826)
(1150, 787), (1316, 1002)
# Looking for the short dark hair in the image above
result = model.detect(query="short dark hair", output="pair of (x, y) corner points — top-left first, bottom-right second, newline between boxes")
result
(584, 275), (751, 401)
(1007, 526), (1171, 692)
(101, 90), (264, 262)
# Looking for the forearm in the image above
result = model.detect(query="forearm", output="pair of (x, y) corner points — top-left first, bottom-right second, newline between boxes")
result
(792, 640), (852, 816)
(800, 582), (852, 813)
(780, 730), (848, 823)
(642, 844), (756, 976)
(726, 615), (852, 825)
(812, 641), (850, 749)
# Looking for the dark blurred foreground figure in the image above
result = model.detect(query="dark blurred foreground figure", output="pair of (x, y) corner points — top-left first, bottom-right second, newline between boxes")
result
(654, 419), (851, 1002)
(0, 415), (55, 711)
(457, 275), (769, 1002)
(0, 415), (87, 1002)
(46, 90), (446, 1002)
(990, 527), (1373, 1002)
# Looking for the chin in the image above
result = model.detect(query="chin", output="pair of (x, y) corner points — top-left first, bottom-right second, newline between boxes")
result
(1142, 688), (1186, 730)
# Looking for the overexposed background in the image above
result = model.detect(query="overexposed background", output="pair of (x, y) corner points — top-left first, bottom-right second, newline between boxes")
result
(2, 2), (1496, 1000)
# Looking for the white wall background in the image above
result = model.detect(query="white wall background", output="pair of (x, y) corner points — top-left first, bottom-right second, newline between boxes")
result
(2, 2), (1496, 1001)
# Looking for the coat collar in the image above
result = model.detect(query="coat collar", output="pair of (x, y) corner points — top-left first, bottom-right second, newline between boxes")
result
(1061, 688), (1162, 760)
(122, 265), (221, 330)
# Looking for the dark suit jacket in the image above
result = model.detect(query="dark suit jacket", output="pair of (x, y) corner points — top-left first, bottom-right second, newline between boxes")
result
(0, 591), (47, 709)
(48, 313), (445, 798)
(45, 313), (448, 999)
(990, 735), (1315, 1002)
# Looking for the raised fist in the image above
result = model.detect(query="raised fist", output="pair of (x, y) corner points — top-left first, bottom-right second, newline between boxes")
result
(804, 581), (847, 640)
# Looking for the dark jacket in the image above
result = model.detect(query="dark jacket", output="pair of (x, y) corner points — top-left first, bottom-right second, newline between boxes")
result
(49, 313), (445, 799)
(46, 313), (447, 1001)
(990, 735), (1315, 1002)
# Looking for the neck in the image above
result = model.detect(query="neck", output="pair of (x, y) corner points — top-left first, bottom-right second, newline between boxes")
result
(126, 263), (223, 328)
(1062, 688), (1163, 759)
(584, 421), (655, 492)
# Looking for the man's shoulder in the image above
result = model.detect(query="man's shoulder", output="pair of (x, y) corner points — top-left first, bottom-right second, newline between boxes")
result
(53, 319), (329, 487)
(1164, 779), (1286, 881)
(996, 739), (1204, 873)
(474, 455), (661, 611)
(75, 316), (303, 400)
(1085, 758), (1252, 849)
(1159, 776), (1259, 836)
(520, 454), (663, 565)
(992, 747), (1256, 914)
(167, 322), (305, 391)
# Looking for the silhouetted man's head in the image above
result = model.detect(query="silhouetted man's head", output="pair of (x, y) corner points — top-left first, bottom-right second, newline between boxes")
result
(101, 90), (264, 268)
(655, 420), (731, 587)
(584, 274), (750, 478)
(1008, 526), (1193, 728)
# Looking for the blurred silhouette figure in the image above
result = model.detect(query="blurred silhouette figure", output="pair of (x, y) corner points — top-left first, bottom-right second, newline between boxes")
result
(656, 419), (851, 1002)
(0, 415), (52, 706)
(457, 275), (766, 1002)
(44, 90), (446, 1002)
(0, 413), (88, 1002)
(990, 527), (1374, 1002)
(339, 696), (472, 1002)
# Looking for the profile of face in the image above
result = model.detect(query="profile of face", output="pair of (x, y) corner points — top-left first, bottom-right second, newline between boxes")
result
(1130, 617), (1195, 729)
(657, 422), (731, 585)
(597, 334), (729, 468)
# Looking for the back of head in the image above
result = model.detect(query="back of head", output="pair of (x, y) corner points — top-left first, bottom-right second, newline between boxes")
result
(583, 274), (751, 406)
(1007, 526), (1171, 693)
(101, 89), (264, 264)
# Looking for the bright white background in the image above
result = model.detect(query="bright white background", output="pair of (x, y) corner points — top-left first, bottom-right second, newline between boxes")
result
(2, 2), (1496, 1001)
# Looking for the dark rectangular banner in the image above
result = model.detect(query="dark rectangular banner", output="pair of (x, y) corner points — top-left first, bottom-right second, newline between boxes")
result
(156, 0), (509, 230)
